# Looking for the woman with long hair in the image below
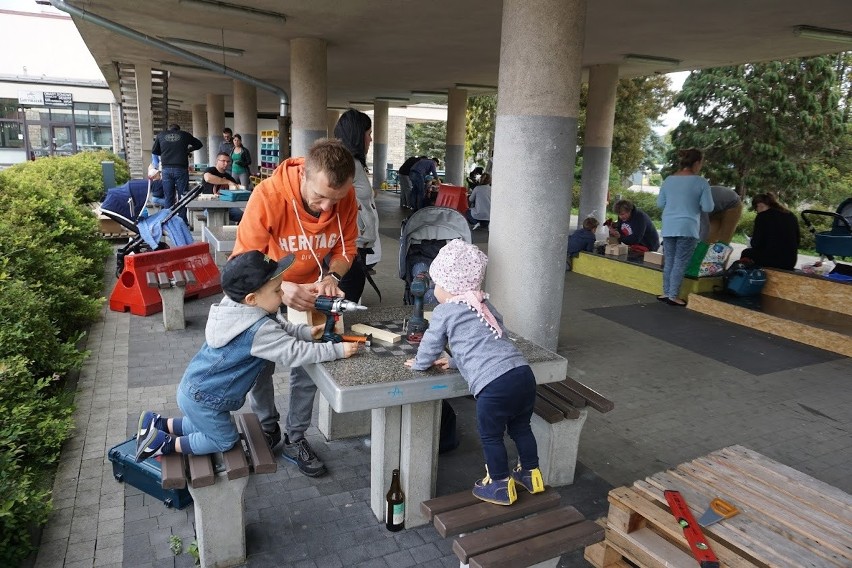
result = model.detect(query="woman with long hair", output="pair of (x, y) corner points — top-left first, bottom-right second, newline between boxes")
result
(333, 109), (380, 302)
(740, 192), (800, 270)
(230, 134), (252, 190)
(656, 148), (714, 306)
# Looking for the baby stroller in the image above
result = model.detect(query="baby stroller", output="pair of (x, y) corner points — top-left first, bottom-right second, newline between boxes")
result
(398, 206), (472, 304)
(100, 179), (201, 276)
(801, 197), (852, 276)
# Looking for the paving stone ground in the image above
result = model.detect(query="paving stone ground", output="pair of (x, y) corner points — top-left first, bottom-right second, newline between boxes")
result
(33, 190), (851, 567)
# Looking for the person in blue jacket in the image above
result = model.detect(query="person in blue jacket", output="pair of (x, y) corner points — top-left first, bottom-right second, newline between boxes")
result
(566, 216), (599, 270)
(609, 200), (659, 252)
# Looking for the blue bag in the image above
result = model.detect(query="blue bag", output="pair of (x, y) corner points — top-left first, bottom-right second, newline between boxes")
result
(724, 260), (767, 297)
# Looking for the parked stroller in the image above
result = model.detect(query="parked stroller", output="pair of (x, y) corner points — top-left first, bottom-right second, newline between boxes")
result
(100, 179), (201, 276)
(801, 197), (852, 276)
(398, 206), (472, 304)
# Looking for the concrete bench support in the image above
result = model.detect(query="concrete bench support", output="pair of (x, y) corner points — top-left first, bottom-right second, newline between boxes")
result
(188, 468), (249, 568)
(146, 270), (196, 330)
(531, 408), (588, 486)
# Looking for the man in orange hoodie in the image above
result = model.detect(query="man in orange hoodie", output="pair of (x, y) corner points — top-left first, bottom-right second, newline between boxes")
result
(232, 139), (359, 477)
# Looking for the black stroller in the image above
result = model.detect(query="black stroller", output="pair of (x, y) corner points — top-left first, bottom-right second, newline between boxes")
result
(801, 197), (852, 276)
(398, 206), (472, 304)
(100, 179), (202, 276)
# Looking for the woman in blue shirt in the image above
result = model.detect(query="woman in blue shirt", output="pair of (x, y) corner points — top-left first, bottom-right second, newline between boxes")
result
(657, 148), (714, 306)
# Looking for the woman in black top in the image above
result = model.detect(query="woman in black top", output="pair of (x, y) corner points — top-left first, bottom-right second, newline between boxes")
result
(741, 192), (800, 270)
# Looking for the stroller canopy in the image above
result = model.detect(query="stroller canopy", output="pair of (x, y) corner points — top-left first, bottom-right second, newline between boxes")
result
(100, 179), (155, 226)
(398, 206), (472, 280)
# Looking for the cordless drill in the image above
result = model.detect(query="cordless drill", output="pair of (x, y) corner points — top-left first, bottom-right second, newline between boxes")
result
(314, 295), (367, 343)
(407, 272), (430, 342)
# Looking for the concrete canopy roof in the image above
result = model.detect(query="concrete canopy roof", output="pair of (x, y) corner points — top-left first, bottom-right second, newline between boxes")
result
(63, 0), (852, 114)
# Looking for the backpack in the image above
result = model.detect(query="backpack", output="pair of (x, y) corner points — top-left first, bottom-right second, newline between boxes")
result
(723, 260), (767, 297)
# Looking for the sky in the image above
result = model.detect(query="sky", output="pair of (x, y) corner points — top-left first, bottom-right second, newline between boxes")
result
(656, 71), (690, 134)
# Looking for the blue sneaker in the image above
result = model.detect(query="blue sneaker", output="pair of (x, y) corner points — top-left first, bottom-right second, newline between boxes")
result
(472, 471), (517, 506)
(135, 428), (170, 462)
(511, 464), (545, 494)
(136, 411), (161, 455)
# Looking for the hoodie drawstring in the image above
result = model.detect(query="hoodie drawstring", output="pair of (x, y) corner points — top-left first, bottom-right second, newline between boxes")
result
(291, 198), (349, 282)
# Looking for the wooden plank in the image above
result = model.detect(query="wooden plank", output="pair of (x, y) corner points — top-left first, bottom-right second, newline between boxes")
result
(605, 525), (697, 568)
(606, 486), (758, 568)
(351, 323), (401, 344)
(160, 454), (186, 489)
(584, 540), (633, 568)
(236, 413), (277, 474)
(171, 270), (186, 288)
(222, 444), (250, 480)
(562, 376), (614, 413)
(535, 387), (581, 419)
(638, 474), (834, 568)
(184, 270), (197, 286)
(453, 506), (586, 563)
(533, 396), (564, 424)
(187, 454), (215, 488)
(542, 381), (587, 408)
(421, 489), (482, 520)
(433, 489), (560, 538)
(146, 272), (158, 288)
(468, 520), (604, 568)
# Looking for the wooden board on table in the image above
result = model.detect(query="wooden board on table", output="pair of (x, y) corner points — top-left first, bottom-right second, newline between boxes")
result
(351, 323), (401, 344)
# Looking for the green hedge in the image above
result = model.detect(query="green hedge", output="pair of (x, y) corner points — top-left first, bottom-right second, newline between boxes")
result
(0, 154), (117, 564)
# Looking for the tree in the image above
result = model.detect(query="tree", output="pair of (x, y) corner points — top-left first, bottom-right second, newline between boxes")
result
(405, 121), (446, 162)
(465, 94), (497, 167)
(668, 56), (845, 203)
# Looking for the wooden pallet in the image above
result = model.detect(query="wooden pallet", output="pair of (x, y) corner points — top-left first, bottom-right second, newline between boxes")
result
(585, 445), (852, 568)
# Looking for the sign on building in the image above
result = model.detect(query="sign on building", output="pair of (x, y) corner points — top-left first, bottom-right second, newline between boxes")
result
(16, 90), (73, 107)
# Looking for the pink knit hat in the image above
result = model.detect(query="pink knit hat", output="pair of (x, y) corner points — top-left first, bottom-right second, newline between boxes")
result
(429, 239), (487, 295)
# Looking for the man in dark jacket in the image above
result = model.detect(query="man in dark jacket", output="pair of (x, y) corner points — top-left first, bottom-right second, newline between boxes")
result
(397, 155), (423, 209)
(610, 199), (660, 251)
(152, 124), (203, 219)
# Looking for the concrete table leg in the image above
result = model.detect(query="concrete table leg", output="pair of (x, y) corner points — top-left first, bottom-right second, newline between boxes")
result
(400, 400), (440, 528)
(370, 406), (401, 522)
(318, 394), (370, 441)
(187, 473), (249, 568)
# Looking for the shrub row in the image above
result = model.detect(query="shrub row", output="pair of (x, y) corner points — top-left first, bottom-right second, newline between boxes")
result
(0, 151), (124, 564)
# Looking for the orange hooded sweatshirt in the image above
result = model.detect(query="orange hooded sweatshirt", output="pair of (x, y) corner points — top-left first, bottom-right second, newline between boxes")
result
(232, 157), (358, 284)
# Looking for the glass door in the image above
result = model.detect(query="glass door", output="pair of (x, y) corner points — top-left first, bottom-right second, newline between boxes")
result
(51, 125), (73, 155)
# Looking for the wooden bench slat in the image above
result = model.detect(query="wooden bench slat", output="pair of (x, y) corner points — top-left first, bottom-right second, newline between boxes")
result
(536, 387), (580, 419)
(223, 445), (250, 480)
(421, 490), (483, 520)
(544, 381), (588, 408)
(533, 396), (565, 424)
(146, 272), (159, 288)
(156, 272), (170, 289)
(172, 270), (187, 288)
(184, 270), (197, 286)
(433, 488), (561, 538)
(453, 506), (586, 563)
(468, 519), (605, 568)
(188, 454), (216, 488)
(562, 376), (615, 413)
(236, 413), (277, 474)
(160, 453), (186, 489)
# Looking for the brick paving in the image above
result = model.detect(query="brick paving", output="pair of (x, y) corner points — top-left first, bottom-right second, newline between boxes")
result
(33, 190), (852, 567)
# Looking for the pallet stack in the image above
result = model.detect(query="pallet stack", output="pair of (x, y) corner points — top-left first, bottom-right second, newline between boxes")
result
(259, 130), (279, 180)
(584, 445), (852, 568)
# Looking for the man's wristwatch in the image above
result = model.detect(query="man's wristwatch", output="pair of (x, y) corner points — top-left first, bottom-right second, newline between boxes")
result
(326, 271), (342, 283)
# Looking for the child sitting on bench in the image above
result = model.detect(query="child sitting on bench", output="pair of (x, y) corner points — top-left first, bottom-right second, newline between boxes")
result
(134, 251), (360, 462)
(404, 239), (544, 505)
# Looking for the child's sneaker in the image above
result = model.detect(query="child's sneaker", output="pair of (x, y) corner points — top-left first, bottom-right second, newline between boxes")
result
(472, 473), (517, 506)
(135, 428), (170, 462)
(511, 464), (545, 494)
(136, 411), (161, 454)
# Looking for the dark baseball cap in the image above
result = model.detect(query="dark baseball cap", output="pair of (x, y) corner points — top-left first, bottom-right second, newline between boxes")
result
(221, 251), (295, 302)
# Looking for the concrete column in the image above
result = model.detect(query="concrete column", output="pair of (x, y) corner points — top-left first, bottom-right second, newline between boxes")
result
(290, 38), (327, 157)
(488, 0), (586, 351)
(191, 103), (208, 165)
(233, 80), (258, 171)
(445, 88), (468, 186)
(206, 94), (225, 159)
(372, 100), (389, 190)
(327, 109), (342, 137)
(135, 64), (153, 170)
(579, 64), (619, 228)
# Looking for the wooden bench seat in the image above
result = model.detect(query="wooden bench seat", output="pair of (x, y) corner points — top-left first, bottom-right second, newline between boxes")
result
(422, 489), (604, 568)
(160, 413), (275, 489)
(532, 377), (614, 486)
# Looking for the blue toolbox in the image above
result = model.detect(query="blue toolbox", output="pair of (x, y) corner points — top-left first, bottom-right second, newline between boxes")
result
(218, 189), (251, 201)
(108, 436), (192, 509)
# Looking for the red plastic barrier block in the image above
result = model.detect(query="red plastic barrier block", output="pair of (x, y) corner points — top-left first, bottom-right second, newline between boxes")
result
(435, 184), (469, 216)
(109, 242), (222, 316)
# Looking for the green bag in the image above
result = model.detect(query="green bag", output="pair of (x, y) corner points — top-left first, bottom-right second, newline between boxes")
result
(684, 241), (710, 278)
